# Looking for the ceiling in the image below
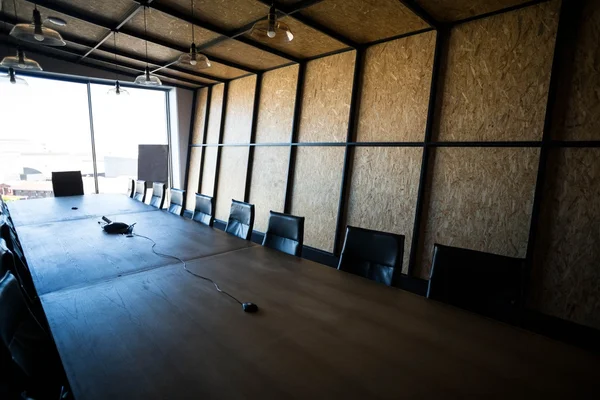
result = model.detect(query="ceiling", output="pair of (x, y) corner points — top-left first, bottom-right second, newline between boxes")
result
(0, 0), (537, 89)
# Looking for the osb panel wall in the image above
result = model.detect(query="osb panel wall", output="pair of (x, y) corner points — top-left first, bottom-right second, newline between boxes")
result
(357, 31), (436, 142)
(255, 65), (299, 143)
(531, 149), (600, 330)
(215, 146), (249, 221)
(191, 88), (209, 144)
(436, 1), (560, 142)
(185, 148), (203, 211)
(206, 84), (224, 144)
(222, 75), (256, 144)
(200, 147), (217, 196)
(346, 147), (423, 273)
(248, 147), (290, 233)
(291, 147), (345, 252)
(417, 147), (539, 278)
(552, 0), (600, 141)
(298, 51), (355, 142)
(415, 0), (534, 22)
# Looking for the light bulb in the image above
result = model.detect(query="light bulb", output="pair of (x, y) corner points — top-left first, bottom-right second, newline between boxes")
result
(190, 54), (197, 66)
(267, 29), (276, 38)
(34, 32), (44, 41)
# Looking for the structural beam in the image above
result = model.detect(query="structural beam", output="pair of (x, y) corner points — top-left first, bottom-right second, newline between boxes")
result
(399, 1), (442, 29)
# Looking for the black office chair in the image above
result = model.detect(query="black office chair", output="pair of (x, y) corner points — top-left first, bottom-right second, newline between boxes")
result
(0, 220), (36, 304)
(51, 171), (84, 197)
(128, 179), (135, 198)
(337, 226), (404, 287)
(192, 194), (214, 227)
(225, 200), (254, 240)
(168, 189), (185, 216)
(426, 244), (525, 322)
(0, 271), (65, 398)
(262, 211), (304, 256)
(133, 180), (146, 203)
(149, 183), (166, 209)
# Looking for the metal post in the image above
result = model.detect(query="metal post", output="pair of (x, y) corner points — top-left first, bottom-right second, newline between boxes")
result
(86, 82), (99, 194)
(244, 73), (263, 202)
(197, 86), (213, 193)
(212, 82), (230, 207)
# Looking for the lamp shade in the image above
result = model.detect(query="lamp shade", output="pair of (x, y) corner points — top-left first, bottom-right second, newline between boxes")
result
(107, 80), (130, 96)
(0, 68), (28, 85)
(251, 19), (294, 43)
(178, 44), (211, 69)
(1, 49), (42, 71)
(9, 9), (66, 46)
(134, 67), (162, 86)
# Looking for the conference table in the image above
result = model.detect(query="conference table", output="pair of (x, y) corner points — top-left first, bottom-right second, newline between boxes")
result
(9, 195), (600, 399)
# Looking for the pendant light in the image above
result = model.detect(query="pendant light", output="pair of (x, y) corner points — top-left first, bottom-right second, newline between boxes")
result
(134, 6), (162, 86)
(251, 4), (293, 44)
(0, 67), (28, 85)
(9, 1), (66, 46)
(1, 47), (42, 70)
(107, 32), (129, 96)
(177, 0), (210, 69)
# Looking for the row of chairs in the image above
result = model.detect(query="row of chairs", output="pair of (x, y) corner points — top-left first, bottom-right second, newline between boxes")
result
(131, 180), (525, 323)
(0, 197), (67, 398)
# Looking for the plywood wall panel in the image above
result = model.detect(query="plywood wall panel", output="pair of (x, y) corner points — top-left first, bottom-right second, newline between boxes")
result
(248, 147), (290, 233)
(298, 51), (355, 142)
(436, 1), (560, 142)
(415, 0), (535, 22)
(223, 76), (256, 144)
(185, 148), (203, 211)
(417, 147), (539, 278)
(255, 65), (298, 143)
(206, 84), (224, 144)
(204, 40), (290, 71)
(291, 147), (345, 252)
(191, 88), (209, 144)
(531, 148), (600, 330)
(215, 146), (250, 221)
(200, 147), (218, 196)
(346, 147), (423, 273)
(552, 0), (600, 141)
(357, 31), (436, 142)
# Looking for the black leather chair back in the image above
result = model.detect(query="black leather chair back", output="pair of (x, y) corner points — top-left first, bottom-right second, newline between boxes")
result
(427, 244), (525, 322)
(128, 179), (135, 198)
(51, 171), (84, 197)
(149, 183), (166, 209)
(134, 180), (146, 202)
(225, 200), (254, 240)
(262, 211), (304, 256)
(338, 226), (404, 287)
(0, 218), (36, 304)
(168, 189), (186, 216)
(192, 194), (214, 226)
(0, 238), (12, 277)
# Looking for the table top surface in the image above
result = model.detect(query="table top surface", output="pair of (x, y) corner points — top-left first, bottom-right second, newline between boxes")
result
(8, 194), (156, 226)
(9, 196), (600, 400)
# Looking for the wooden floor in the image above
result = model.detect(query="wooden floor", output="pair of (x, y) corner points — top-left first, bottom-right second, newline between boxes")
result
(10, 195), (600, 400)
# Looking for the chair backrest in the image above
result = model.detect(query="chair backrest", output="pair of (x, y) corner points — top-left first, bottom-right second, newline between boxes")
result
(128, 178), (135, 198)
(0, 238), (13, 277)
(0, 218), (36, 304)
(192, 194), (214, 226)
(262, 211), (304, 256)
(149, 183), (166, 209)
(225, 200), (254, 240)
(51, 171), (84, 197)
(168, 189), (186, 216)
(337, 226), (404, 287)
(426, 244), (525, 321)
(133, 180), (146, 202)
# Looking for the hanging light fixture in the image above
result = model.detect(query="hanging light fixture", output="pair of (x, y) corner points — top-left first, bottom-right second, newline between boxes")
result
(134, 6), (162, 86)
(107, 32), (129, 96)
(9, 1), (66, 46)
(251, 4), (293, 44)
(0, 67), (28, 85)
(177, 0), (210, 69)
(1, 47), (42, 70)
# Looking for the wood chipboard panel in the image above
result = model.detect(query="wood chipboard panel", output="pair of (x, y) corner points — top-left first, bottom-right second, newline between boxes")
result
(346, 147), (423, 273)
(200, 147), (218, 196)
(290, 147), (345, 252)
(52, 0), (133, 21)
(417, 147), (539, 278)
(357, 31), (436, 142)
(178, 59), (249, 80)
(552, 0), (600, 141)
(185, 147), (203, 211)
(415, 0), (535, 22)
(215, 146), (250, 221)
(248, 146), (290, 233)
(204, 39), (291, 71)
(116, 33), (182, 64)
(159, 0), (269, 30)
(206, 84), (225, 144)
(300, 0), (430, 43)
(531, 148), (600, 330)
(191, 88), (209, 144)
(298, 51), (355, 142)
(255, 64), (298, 143)
(223, 75), (256, 144)
(436, 1), (560, 142)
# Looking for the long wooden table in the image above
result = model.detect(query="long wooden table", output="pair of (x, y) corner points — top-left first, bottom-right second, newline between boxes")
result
(9, 195), (600, 399)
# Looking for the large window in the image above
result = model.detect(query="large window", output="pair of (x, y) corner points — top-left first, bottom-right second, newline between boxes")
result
(0, 75), (169, 201)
